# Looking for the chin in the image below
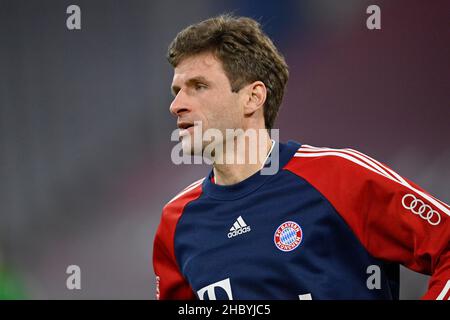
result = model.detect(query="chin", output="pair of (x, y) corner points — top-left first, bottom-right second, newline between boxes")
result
(181, 136), (203, 156)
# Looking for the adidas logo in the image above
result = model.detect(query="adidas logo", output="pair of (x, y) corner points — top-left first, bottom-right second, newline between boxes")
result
(227, 216), (251, 238)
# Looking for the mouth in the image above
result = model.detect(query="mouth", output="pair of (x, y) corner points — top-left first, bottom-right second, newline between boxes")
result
(177, 122), (194, 130)
(177, 121), (196, 136)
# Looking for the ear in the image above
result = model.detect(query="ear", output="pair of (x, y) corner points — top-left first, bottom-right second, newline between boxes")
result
(242, 81), (267, 116)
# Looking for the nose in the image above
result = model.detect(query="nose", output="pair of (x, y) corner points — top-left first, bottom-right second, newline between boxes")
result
(169, 90), (190, 117)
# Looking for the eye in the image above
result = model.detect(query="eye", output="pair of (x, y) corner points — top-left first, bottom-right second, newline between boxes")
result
(195, 83), (207, 91)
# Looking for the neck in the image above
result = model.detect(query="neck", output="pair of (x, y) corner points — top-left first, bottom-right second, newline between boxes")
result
(213, 130), (273, 186)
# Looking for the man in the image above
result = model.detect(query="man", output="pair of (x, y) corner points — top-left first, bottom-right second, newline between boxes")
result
(153, 15), (449, 300)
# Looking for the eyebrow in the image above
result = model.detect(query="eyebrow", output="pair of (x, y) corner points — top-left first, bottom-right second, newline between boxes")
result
(171, 76), (210, 96)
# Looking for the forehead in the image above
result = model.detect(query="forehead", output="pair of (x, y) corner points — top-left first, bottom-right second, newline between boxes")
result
(172, 52), (227, 83)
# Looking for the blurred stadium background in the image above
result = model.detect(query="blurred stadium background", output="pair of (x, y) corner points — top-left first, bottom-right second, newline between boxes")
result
(0, 0), (448, 299)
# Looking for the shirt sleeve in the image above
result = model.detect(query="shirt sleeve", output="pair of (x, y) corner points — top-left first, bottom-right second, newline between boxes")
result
(285, 145), (450, 299)
(153, 180), (204, 300)
(153, 214), (196, 300)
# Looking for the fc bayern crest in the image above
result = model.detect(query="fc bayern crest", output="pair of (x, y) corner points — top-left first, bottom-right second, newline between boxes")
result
(274, 221), (303, 252)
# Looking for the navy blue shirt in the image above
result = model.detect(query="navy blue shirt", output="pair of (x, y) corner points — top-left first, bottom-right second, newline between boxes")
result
(154, 141), (450, 300)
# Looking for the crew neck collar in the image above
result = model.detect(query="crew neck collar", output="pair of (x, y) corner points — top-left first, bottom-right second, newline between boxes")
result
(202, 140), (301, 201)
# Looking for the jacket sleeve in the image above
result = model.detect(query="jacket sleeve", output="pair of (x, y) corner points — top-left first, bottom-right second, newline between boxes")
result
(153, 180), (204, 300)
(286, 145), (450, 299)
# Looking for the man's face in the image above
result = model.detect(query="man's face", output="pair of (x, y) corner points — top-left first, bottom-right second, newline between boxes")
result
(170, 52), (244, 154)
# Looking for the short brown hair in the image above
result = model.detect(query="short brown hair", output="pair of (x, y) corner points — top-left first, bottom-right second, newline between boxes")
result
(167, 14), (289, 130)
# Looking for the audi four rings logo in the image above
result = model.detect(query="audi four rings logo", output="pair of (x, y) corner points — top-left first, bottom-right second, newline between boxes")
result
(402, 194), (441, 226)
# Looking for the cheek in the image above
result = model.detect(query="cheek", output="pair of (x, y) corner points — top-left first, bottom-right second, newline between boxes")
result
(200, 92), (242, 129)
(224, 99), (243, 125)
(211, 102), (237, 129)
